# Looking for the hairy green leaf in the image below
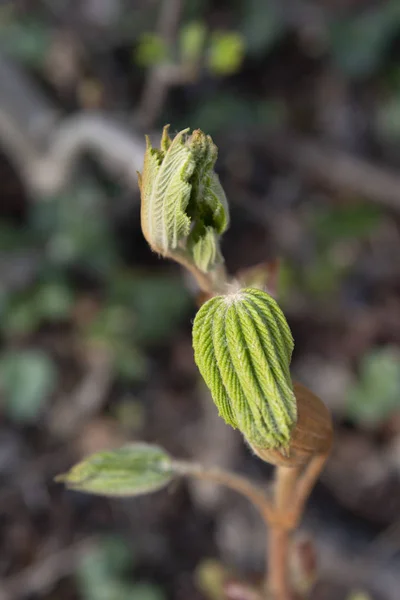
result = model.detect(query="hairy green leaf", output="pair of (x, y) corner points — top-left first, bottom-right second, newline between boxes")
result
(56, 444), (174, 497)
(139, 127), (193, 255)
(192, 288), (296, 449)
(138, 126), (229, 272)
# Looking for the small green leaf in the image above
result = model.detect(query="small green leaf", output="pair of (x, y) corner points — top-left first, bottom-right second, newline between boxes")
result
(135, 33), (169, 67)
(56, 444), (174, 497)
(192, 287), (296, 450)
(189, 227), (220, 273)
(180, 21), (207, 64)
(139, 127), (193, 256)
(0, 350), (57, 423)
(207, 31), (245, 76)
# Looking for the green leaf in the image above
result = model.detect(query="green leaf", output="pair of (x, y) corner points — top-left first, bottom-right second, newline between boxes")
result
(346, 348), (400, 426)
(135, 33), (169, 67)
(0, 350), (57, 423)
(189, 227), (220, 273)
(56, 444), (174, 497)
(138, 126), (229, 272)
(180, 20), (207, 64)
(207, 31), (245, 76)
(139, 127), (193, 255)
(192, 288), (296, 449)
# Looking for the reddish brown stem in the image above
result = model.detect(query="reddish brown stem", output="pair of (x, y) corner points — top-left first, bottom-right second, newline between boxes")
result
(268, 527), (292, 600)
(267, 467), (299, 599)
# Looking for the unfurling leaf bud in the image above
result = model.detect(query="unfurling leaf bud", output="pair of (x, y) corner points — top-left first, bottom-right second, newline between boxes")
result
(138, 125), (229, 272)
(192, 287), (296, 451)
(55, 443), (174, 497)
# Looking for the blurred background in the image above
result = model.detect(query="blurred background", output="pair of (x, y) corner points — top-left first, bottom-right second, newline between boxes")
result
(1, 1), (400, 599)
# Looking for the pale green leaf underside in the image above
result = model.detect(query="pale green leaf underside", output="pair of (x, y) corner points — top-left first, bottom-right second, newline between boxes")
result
(191, 227), (220, 272)
(56, 443), (173, 497)
(192, 288), (296, 449)
(141, 129), (193, 254)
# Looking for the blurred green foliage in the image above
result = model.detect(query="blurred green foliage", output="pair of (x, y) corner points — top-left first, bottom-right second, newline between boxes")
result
(0, 177), (190, 421)
(76, 535), (164, 600)
(207, 31), (244, 76)
(306, 204), (382, 297)
(328, 0), (400, 79)
(0, 349), (57, 423)
(179, 21), (207, 64)
(346, 348), (400, 426)
(279, 204), (383, 302)
(135, 33), (169, 67)
(0, 11), (50, 67)
(241, 0), (284, 56)
(311, 205), (382, 246)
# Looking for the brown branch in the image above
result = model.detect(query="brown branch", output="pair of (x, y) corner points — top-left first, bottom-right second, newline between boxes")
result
(267, 467), (299, 600)
(136, 0), (198, 129)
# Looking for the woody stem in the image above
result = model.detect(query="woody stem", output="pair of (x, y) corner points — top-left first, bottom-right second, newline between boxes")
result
(171, 460), (275, 524)
(267, 466), (300, 600)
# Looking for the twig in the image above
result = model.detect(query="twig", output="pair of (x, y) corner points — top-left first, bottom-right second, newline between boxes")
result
(136, 0), (195, 129)
(2, 51), (400, 214)
(288, 453), (330, 529)
(171, 460), (275, 525)
(41, 113), (145, 189)
(268, 467), (299, 600)
(0, 56), (145, 197)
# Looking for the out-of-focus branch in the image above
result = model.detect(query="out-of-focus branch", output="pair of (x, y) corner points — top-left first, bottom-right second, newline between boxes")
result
(0, 55), (144, 198)
(33, 113), (145, 194)
(3, 53), (400, 213)
(0, 55), (57, 193)
(136, 0), (198, 129)
(263, 132), (400, 211)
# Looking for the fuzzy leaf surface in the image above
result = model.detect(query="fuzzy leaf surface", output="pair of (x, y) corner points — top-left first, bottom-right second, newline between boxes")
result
(140, 127), (193, 255)
(138, 126), (229, 272)
(192, 288), (296, 449)
(56, 444), (173, 497)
